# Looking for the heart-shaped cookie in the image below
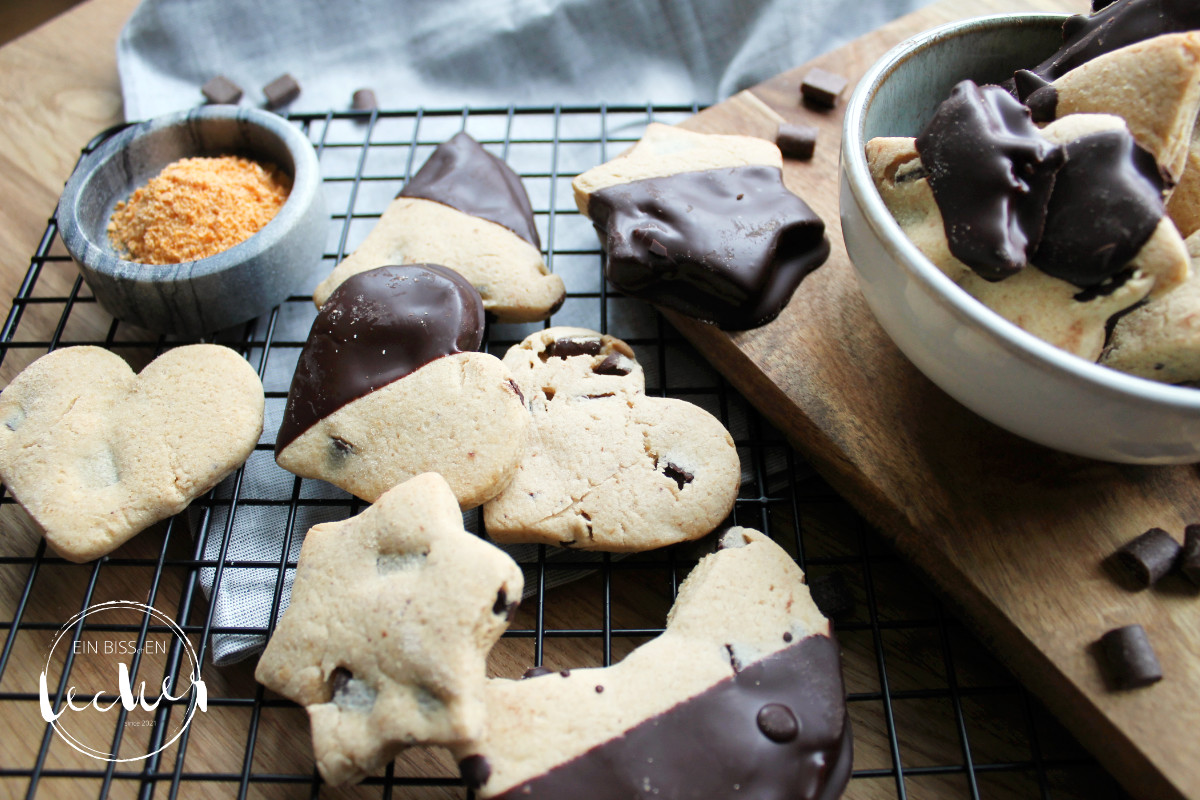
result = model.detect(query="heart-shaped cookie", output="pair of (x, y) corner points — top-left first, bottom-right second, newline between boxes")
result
(0, 344), (264, 562)
(483, 327), (740, 552)
(276, 264), (528, 508)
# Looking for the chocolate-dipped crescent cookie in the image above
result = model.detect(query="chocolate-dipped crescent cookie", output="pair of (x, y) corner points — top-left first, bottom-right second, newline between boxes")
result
(451, 527), (851, 800)
(276, 264), (528, 508)
(483, 327), (740, 552)
(314, 132), (565, 322)
(573, 123), (830, 330)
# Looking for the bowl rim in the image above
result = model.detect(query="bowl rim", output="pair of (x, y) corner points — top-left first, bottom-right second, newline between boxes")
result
(840, 11), (1200, 413)
(57, 104), (321, 282)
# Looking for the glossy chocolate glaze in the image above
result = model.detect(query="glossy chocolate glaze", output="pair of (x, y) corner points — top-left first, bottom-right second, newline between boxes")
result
(915, 80), (1065, 281)
(1019, 0), (1200, 93)
(487, 634), (851, 800)
(400, 131), (541, 248)
(1033, 129), (1164, 288)
(588, 165), (829, 330)
(275, 264), (484, 453)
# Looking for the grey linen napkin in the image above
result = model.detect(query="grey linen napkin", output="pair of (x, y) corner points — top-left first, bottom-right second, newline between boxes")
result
(116, 0), (935, 120)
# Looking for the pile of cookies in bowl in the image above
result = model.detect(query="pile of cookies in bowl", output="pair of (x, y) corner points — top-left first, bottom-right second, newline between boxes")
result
(1, 98), (851, 795)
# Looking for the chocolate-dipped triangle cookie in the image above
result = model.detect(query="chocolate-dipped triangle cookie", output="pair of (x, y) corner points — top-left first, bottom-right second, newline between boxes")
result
(314, 132), (565, 322)
(276, 263), (528, 508)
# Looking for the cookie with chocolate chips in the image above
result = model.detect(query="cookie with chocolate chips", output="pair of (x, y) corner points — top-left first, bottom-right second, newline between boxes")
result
(0, 345), (264, 562)
(482, 327), (740, 552)
(275, 263), (528, 508)
(867, 108), (1189, 361)
(573, 122), (829, 329)
(254, 472), (524, 787)
(451, 527), (851, 800)
(313, 132), (565, 322)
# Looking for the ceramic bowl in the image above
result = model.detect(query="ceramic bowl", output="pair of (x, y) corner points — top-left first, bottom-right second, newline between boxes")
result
(57, 105), (326, 335)
(839, 13), (1200, 464)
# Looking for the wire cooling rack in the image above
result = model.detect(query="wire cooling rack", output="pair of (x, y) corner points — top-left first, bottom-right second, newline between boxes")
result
(0, 103), (1131, 800)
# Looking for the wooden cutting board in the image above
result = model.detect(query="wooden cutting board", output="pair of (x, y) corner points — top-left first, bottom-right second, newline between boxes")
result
(670, 1), (1200, 798)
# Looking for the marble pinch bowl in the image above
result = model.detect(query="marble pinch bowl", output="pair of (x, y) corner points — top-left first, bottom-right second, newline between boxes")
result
(840, 13), (1200, 465)
(57, 105), (326, 336)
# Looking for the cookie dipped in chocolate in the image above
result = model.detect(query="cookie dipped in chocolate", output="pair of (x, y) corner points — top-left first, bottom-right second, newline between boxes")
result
(588, 165), (829, 329)
(484, 635), (851, 800)
(1033, 128), (1165, 288)
(1017, 0), (1200, 96)
(276, 264), (484, 453)
(915, 80), (1065, 281)
(400, 131), (541, 248)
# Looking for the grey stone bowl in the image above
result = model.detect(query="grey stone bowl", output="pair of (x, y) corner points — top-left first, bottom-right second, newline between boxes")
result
(57, 105), (326, 335)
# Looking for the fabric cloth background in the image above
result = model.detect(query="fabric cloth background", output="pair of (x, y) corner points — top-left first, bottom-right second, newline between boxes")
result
(117, 0), (936, 120)
(117, 0), (935, 665)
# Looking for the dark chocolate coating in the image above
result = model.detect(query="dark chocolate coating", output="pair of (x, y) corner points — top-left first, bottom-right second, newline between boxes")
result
(1033, 129), (1164, 289)
(588, 165), (830, 330)
(488, 634), (851, 800)
(400, 131), (541, 248)
(915, 80), (1065, 281)
(1115, 527), (1181, 588)
(275, 264), (484, 453)
(1019, 0), (1200, 94)
(1099, 624), (1163, 689)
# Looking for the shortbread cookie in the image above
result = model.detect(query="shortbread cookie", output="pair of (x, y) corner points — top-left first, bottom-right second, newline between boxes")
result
(1017, 32), (1200, 184)
(277, 264), (527, 508)
(868, 107), (1189, 360)
(483, 327), (739, 551)
(0, 345), (263, 562)
(314, 132), (564, 322)
(573, 123), (829, 329)
(451, 527), (851, 800)
(1102, 230), (1200, 382)
(255, 473), (524, 787)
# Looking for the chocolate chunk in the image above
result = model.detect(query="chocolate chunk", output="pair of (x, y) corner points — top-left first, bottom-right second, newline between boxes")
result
(559, 669), (571, 678)
(262, 73), (301, 109)
(329, 666), (353, 696)
(595, 685), (605, 694)
(775, 123), (818, 160)
(351, 88), (378, 112)
(544, 337), (603, 359)
(593, 353), (632, 376)
(505, 378), (525, 405)
(459, 755), (492, 790)
(800, 67), (848, 108)
(275, 264), (484, 453)
(782, 631), (793, 643)
(1019, 0), (1200, 94)
(588, 165), (829, 329)
(807, 572), (854, 619)
(1098, 624), (1162, 689)
(493, 587), (508, 616)
(916, 80), (1065, 281)
(400, 131), (540, 248)
(201, 75), (243, 105)
(1033, 129), (1164, 289)
(1115, 527), (1181, 588)
(492, 635), (851, 800)
(756, 703), (799, 743)
(662, 461), (693, 490)
(522, 666), (554, 679)
(1180, 524), (1200, 586)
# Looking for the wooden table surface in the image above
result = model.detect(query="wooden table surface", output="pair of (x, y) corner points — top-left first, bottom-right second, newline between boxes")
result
(0, 1), (1138, 798)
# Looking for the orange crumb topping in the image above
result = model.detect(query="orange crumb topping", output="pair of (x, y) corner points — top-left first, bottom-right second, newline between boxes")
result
(107, 155), (292, 264)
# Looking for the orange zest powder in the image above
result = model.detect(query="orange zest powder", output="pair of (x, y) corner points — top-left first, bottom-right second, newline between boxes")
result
(107, 155), (292, 264)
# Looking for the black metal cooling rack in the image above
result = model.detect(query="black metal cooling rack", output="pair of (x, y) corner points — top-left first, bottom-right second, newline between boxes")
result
(0, 103), (1130, 800)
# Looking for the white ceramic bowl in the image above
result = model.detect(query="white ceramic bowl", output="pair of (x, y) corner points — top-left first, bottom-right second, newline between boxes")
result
(840, 13), (1200, 464)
